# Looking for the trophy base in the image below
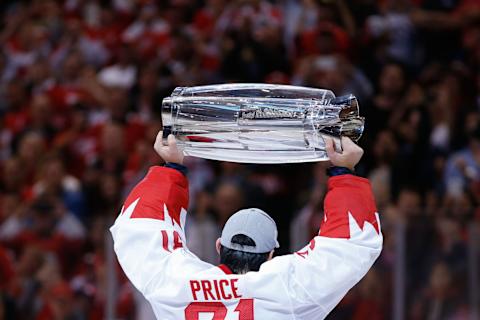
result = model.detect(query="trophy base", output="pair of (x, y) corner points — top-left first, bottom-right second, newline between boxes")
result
(182, 148), (330, 164)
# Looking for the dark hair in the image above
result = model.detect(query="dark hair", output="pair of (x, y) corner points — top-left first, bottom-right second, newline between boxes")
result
(219, 234), (270, 274)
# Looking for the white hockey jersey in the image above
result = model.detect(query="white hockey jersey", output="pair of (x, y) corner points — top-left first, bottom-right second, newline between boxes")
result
(110, 166), (382, 320)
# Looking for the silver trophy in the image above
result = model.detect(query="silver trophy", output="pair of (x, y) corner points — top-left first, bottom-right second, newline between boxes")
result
(162, 83), (364, 163)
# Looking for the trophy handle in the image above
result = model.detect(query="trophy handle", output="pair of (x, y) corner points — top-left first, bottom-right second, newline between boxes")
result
(332, 94), (359, 119)
(330, 94), (364, 142)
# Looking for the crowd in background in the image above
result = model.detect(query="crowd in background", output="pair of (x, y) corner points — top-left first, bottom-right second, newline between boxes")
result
(1, 0), (480, 319)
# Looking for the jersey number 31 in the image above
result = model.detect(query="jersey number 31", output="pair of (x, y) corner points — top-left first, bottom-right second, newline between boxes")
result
(185, 299), (254, 320)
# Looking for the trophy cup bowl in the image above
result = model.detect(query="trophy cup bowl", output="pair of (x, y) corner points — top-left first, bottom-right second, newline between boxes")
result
(161, 83), (364, 164)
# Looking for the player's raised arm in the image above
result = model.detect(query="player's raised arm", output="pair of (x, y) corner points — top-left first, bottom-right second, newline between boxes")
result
(242, 137), (383, 319)
(110, 132), (200, 295)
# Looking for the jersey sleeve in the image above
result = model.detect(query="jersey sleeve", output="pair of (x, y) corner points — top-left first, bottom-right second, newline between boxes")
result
(110, 166), (209, 296)
(241, 174), (383, 319)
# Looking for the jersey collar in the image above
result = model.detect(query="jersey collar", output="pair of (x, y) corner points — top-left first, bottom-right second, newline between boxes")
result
(217, 264), (233, 274)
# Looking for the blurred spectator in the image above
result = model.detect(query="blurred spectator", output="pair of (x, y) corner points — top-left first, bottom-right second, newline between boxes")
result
(219, 0), (287, 81)
(122, 3), (169, 60)
(33, 155), (85, 221)
(213, 180), (245, 227)
(365, 0), (416, 65)
(365, 62), (409, 139)
(410, 261), (469, 320)
(186, 190), (219, 264)
(444, 127), (480, 199)
(290, 162), (327, 251)
(367, 130), (397, 209)
(17, 132), (47, 185)
(98, 45), (137, 89)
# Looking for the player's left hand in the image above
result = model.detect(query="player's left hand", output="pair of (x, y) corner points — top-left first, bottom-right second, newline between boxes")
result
(325, 136), (363, 171)
(154, 131), (184, 165)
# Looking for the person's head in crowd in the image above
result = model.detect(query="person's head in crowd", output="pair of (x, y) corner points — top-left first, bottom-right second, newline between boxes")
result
(36, 253), (62, 291)
(463, 111), (480, 140)
(61, 51), (84, 82)
(422, 191), (442, 218)
(445, 63), (472, 98)
(116, 45), (136, 67)
(2, 157), (26, 193)
(26, 58), (52, 90)
(30, 94), (52, 130)
(99, 3), (118, 25)
(418, 62), (446, 88)
(435, 216), (463, 251)
(17, 132), (46, 165)
(378, 62), (408, 98)
(312, 55), (349, 94)
(410, 261), (464, 319)
(316, 25), (338, 55)
(70, 104), (88, 132)
(40, 0), (61, 20)
(44, 281), (76, 319)
(4, 80), (27, 110)
(396, 187), (422, 216)
(139, 3), (159, 23)
(213, 181), (245, 225)
(63, 16), (83, 41)
(138, 66), (159, 95)
(467, 125), (480, 152)
(36, 154), (67, 195)
(170, 31), (195, 63)
(192, 190), (212, 219)
(317, 1), (338, 22)
(128, 127), (158, 167)
(101, 123), (126, 159)
(30, 196), (59, 237)
(98, 173), (121, 209)
(369, 131), (397, 208)
(15, 22), (38, 52)
(88, 217), (109, 249)
(428, 261), (453, 298)
(0, 193), (21, 223)
(445, 189), (475, 220)
(373, 130), (398, 165)
(106, 87), (130, 121)
(428, 71), (468, 138)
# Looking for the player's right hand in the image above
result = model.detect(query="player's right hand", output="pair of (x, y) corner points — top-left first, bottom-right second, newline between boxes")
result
(154, 131), (184, 165)
(325, 136), (363, 171)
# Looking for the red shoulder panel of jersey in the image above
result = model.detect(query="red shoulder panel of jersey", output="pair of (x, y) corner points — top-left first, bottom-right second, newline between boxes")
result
(121, 166), (189, 225)
(319, 175), (379, 239)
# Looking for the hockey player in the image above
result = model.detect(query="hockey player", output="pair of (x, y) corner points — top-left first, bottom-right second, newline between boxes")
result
(110, 131), (382, 319)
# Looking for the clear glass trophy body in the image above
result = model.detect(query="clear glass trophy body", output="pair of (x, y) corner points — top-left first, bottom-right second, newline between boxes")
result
(162, 83), (364, 163)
